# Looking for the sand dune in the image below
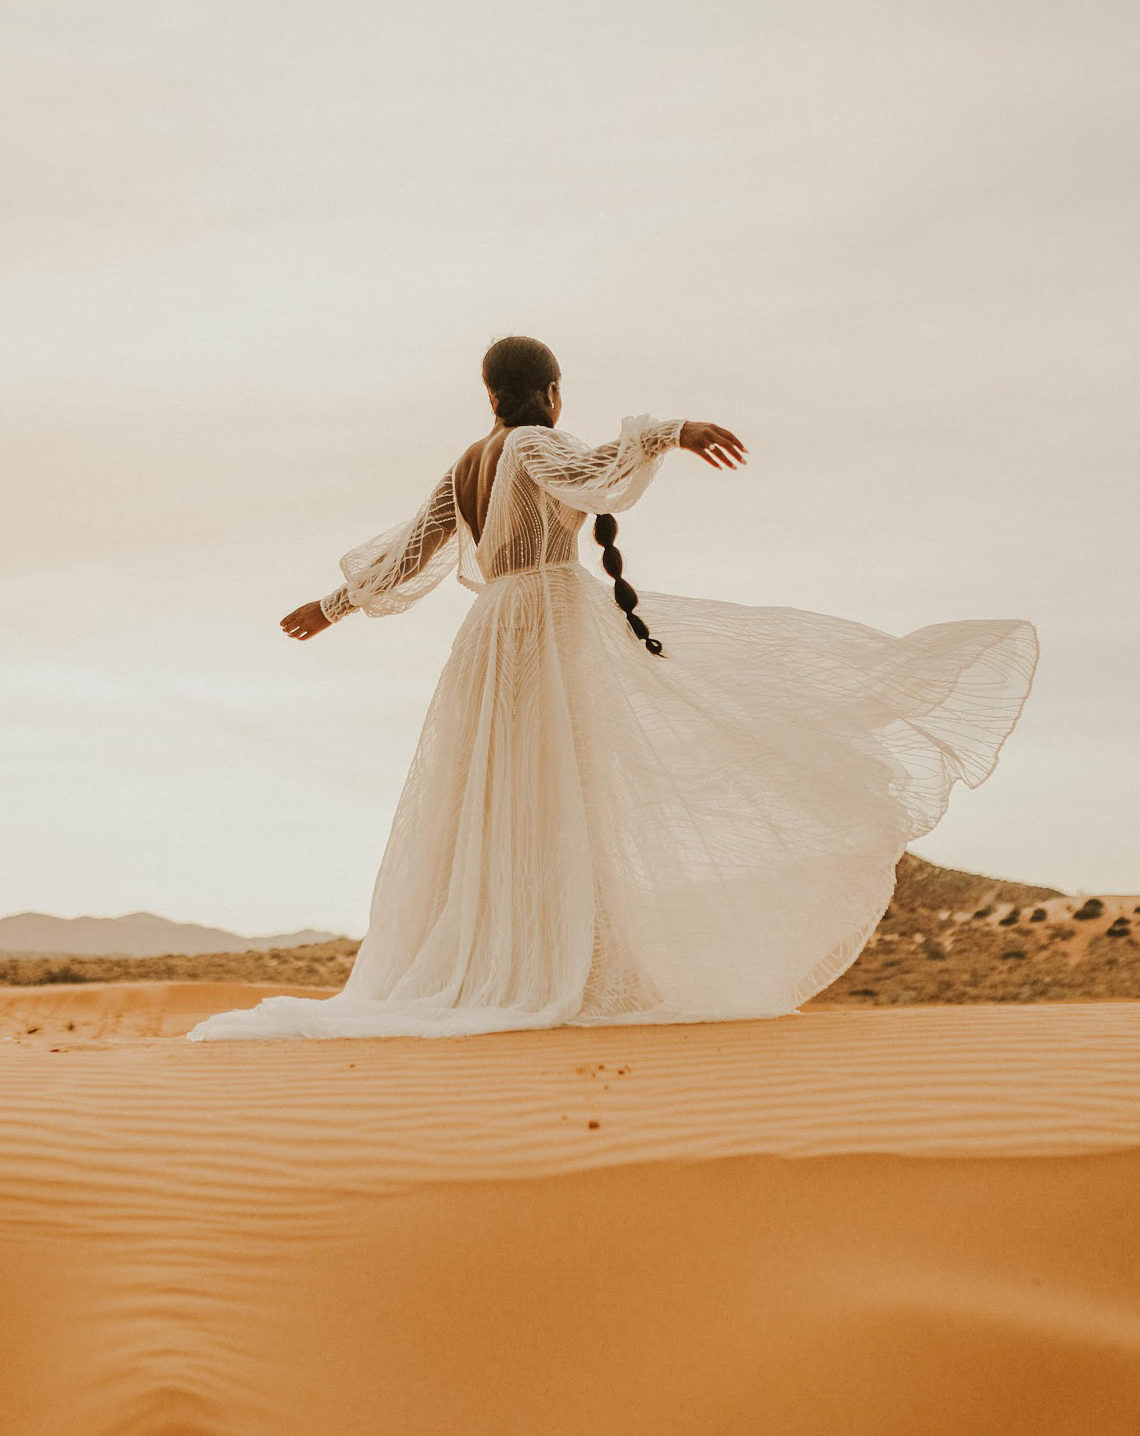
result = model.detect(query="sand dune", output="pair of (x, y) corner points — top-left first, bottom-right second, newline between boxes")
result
(0, 979), (333, 1045)
(2, 984), (1139, 1434)
(4, 983), (1139, 1165)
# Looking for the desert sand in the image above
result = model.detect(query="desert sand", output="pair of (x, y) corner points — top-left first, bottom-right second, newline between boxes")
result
(2, 982), (1139, 1435)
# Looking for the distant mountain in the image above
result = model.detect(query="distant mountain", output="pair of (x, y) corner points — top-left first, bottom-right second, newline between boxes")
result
(0, 911), (343, 958)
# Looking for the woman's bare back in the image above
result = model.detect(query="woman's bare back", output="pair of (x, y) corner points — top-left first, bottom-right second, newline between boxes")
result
(453, 429), (512, 545)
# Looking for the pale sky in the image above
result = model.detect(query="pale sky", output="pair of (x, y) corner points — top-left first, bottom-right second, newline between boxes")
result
(2, 0), (1137, 936)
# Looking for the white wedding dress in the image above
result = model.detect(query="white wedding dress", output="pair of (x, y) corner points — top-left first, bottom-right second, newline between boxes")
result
(187, 415), (1039, 1041)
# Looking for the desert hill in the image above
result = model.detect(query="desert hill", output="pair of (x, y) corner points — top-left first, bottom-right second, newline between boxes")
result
(813, 852), (1139, 1005)
(890, 851), (1064, 912)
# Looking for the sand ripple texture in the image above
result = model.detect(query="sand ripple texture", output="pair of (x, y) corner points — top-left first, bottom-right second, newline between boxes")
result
(2, 986), (1139, 1436)
(2, 986), (1138, 1232)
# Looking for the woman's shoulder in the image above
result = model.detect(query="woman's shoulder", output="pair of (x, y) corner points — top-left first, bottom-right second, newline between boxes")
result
(455, 428), (510, 474)
(456, 425), (559, 463)
(509, 424), (580, 452)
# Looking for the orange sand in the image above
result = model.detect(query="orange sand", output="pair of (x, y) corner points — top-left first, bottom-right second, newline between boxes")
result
(2, 983), (1138, 1435)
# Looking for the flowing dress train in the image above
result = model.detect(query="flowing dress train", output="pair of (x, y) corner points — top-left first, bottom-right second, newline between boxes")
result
(187, 415), (1038, 1039)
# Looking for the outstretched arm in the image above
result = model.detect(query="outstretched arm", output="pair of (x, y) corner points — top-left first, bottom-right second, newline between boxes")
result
(515, 415), (747, 516)
(281, 468), (459, 641)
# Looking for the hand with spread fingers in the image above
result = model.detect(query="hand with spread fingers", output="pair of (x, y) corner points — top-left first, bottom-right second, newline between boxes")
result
(280, 600), (331, 641)
(678, 421), (749, 469)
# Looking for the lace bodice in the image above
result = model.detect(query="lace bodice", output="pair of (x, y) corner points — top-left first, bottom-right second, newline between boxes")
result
(319, 414), (685, 622)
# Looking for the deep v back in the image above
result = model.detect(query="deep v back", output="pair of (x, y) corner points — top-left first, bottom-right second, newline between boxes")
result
(453, 428), (515, 546)
(451, 421), (588, 590)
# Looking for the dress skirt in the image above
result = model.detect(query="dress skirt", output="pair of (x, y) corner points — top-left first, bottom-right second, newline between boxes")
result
(187, 561), (1038, 1039)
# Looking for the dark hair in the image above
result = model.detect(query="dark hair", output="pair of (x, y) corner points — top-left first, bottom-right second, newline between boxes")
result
(592, 513), (664, 657)
(482, 335), (561, 428)
(481, 334), (665, 658)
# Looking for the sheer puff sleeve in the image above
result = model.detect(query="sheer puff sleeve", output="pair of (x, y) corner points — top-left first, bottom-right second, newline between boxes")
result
(320, 469), (459, 622)
(512, 414), (685, 515)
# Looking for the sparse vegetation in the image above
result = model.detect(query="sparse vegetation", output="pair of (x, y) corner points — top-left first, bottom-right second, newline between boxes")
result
(0, 940), (358, 989)
(1073, 898), (1106, 921)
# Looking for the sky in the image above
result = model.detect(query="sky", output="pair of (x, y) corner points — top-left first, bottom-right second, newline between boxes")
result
(2, 0), (1137, 937)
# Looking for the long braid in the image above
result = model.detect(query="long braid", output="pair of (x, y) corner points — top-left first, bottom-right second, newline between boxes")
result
(592, 512), (664, 657)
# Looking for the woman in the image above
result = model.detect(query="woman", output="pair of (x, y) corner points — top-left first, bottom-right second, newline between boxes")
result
(187, 335), (1038, 1040)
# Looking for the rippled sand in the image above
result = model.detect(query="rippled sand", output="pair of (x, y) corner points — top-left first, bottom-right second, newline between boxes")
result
(2, 983), (1138, 1435)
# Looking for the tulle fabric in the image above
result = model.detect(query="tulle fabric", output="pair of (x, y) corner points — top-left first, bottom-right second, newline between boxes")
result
(188, 417), (1038, 1040)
